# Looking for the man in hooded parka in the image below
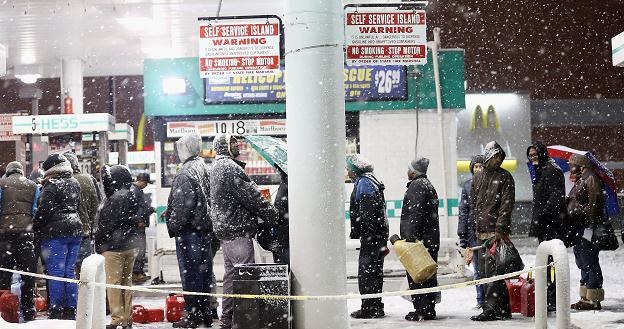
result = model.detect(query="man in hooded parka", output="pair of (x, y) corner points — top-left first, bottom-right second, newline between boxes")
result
(165, 132), (214, 328)
(63, 152), (101, 273)
(527, 142), (566, 311)
(210, 134), (278, 329)
(470, 141), (515, 322)
(0, 161), (40, 321)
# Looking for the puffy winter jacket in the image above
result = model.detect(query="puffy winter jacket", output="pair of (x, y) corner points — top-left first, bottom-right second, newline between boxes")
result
(471, 166), (515, 235)
(349, 173), (389, 240)
(457, 179), (477, 248)
(34, 163), (83, 241)
(166, 156), (212, 237)
(0, 173), (39, 234)
(95, 165), (140, 252)
(400, 174), (440, 254)
(64, 152), (101, 237)
(210, 155), (278, 241)
(567, 169), (605, 228)
(527, 143), (566, 240)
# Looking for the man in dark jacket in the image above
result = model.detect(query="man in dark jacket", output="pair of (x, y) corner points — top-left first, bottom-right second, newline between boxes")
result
(63, 152), (101, 274)
(470, 141), (515, 321)
(400, 157), (440, 321)
(131, 172), (155, 283)
(527, 142), (566, 311)
(567, 154), (605, 311)
(0, 161), (39, 321)
(96, 165), (141, 329)
(272, 168), (290, 264)
(34, 154), (83, 320)
(347, 154), (389, 319)
(165, 132), (214, 328)
(210, 134), (278, 329)
(458, 155), (485, 308)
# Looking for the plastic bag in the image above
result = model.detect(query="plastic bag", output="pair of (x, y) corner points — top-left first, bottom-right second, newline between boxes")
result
(487, 237), (524, 275)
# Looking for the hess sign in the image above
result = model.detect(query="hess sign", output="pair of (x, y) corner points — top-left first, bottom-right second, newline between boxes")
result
(198, 17), (281, 77)
(345, 6), (427, 66)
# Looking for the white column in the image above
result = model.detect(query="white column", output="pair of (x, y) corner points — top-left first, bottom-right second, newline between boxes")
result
(284, 0), (348, 328)
(61, 57), (84, 114)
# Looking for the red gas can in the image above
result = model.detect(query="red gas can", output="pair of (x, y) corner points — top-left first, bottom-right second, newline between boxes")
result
(34, 295), (48, 312)
(146, 308), (165, 323)
(505, 277), (524, 313)
(0, 292), (19, 323)
(166, 294), (185, 323)
(132, 305), (148, 324)
(521, 274), (535, 317)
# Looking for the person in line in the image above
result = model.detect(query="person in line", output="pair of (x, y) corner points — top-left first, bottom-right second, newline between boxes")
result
(272, 168), (290, 265)
(96, 165), (141, 329)
(567, 154), (605, 311)
(166, 132), (214, 328)
(400, 157), (440, 321)
(210, 134), (278, 329)
(458, 155), (485, 309)
(526, 142), (566, 312)
(0, 162), (40, 321)
(131, 173), (155, 283)
(34, 154), (83, 320)
(347, 154), (388, 319)
(63, 152), (101, 276)
(470, 141), (515, 321)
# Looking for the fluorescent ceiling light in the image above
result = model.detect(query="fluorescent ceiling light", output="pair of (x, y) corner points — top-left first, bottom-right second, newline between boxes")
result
(162, 77), (186, 95)
(16, 74), (41, 84)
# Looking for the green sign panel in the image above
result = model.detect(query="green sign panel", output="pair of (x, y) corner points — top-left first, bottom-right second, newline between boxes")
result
(143, 50), (465, 116)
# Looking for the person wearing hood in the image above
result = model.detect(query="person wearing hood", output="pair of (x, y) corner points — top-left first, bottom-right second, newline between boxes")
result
(28, 167), (45, 185)
(526, 142), (566, 312)
(165, 132), (214, 328)
(33, 154), (83, 320)
(347, 154), (389, 319)
(210, 134), (278, 329)
(470, 141), (515, 322)
(131, 173), (156, 284)
(63, 152), (101, 275)
(458, 155), (485, 309)
(567, 154), (606, 311)
(400, 157), (440, 321)
(0, 161), (40, 321)
(95, 165), (140, 329)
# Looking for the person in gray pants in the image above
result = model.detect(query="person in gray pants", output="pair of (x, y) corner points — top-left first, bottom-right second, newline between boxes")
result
(210, 134), (278, 329)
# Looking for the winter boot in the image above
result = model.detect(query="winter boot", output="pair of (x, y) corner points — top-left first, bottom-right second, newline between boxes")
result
(63, 307), (77, 320)
(350, 308), (385, 319)
(48, 307), (64, 319)
(571, 285), (592, 310)
(470, 310), (511, 321)
(573, 288), (604, 311)
(22, 308), (36, 322)
(172, 317), (201, 328)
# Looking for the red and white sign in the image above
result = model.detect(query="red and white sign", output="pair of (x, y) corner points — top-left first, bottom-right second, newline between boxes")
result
(198, 20), (281, 77)
(345, 8), (427, 65)
(0, 113), (23, 141)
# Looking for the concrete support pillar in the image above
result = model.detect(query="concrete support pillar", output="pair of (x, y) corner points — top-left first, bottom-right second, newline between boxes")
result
(118, 141), (128, 165)
(61, 58), (84, 114)
(98, 131), (108, 167)
(284, 0), (348, 328)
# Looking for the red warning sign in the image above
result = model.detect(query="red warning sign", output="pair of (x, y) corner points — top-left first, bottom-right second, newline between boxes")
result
(345, 8), (427, 65)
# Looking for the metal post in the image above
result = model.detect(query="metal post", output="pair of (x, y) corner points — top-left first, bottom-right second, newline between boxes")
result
(18, 86), (43, 173)
(535, 239), (570, 329)
(118, 141), (128, 165)
(284, 0), (348, 328)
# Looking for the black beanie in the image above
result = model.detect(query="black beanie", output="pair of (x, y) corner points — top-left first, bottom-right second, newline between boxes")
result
(42, 154), (68, 172)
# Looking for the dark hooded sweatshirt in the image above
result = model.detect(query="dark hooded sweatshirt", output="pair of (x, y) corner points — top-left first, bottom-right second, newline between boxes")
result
(349, 173), (389, 240)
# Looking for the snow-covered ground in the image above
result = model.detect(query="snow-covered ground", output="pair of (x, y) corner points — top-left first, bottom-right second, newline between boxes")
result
(7, 238), (624, 328)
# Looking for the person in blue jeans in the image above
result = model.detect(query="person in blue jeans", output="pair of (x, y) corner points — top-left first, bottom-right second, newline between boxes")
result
(34, 154), (83, 320)
(458, 155), (485, 308)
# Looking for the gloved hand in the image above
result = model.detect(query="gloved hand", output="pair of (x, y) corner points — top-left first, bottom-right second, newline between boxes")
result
(464, 247), (473, 265)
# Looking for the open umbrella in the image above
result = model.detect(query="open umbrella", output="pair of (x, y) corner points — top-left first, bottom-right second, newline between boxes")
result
(527, 145), (620, 217)
(243, 135), (288, 174)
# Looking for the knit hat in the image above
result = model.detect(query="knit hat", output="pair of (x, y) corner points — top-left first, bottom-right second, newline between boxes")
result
(483, 141), (506, 163)
(569, 154), (591, 168)
(63, 152), (81, 173)
(408, 157), (430, 175)
(346, 154), (374, 176)
(5, 161), (23, 176)
(42, 154), (68, 172)
(469, 155), (485, 174)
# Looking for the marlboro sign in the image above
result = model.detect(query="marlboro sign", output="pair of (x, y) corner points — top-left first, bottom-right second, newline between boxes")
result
(345, 6), (427, 66)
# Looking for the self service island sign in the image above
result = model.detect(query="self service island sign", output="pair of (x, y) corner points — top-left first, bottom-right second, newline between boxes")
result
(345, 5), (427, 66)
(198, 16), (282, 77)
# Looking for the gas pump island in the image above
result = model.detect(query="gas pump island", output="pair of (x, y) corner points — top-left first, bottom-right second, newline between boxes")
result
(11, 113), (120, 170)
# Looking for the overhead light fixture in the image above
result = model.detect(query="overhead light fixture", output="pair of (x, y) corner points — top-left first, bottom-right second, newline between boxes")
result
(162, 77), (186, 95)
(16, 74), (41, 84)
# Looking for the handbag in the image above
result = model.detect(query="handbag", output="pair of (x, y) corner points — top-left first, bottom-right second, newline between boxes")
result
(487, 237), (525, 275)
(591, 221), (619, 251)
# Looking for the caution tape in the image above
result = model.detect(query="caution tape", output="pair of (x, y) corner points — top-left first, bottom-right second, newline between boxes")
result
(0, 263), (553, 301)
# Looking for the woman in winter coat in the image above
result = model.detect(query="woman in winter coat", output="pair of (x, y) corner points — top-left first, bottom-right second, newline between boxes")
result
(95, 165), (141, 329)
(33, 154), (83, 320)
